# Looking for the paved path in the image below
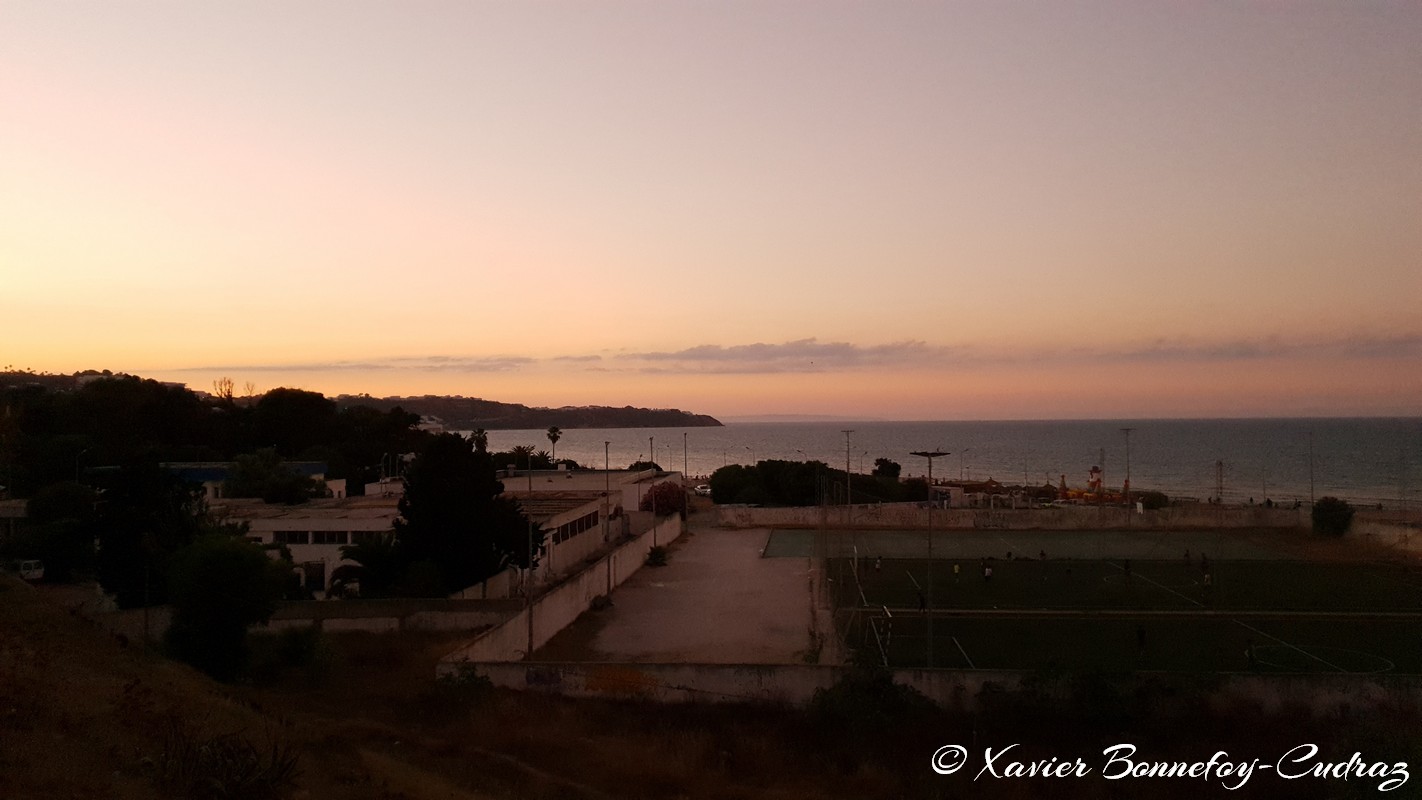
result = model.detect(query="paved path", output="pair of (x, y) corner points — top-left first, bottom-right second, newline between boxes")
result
(535, 516), (818, 664)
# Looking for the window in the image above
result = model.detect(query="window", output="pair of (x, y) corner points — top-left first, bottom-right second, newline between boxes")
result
(312, 531), (349, 545)
(350, 531), (392, 545)
(274, 531), (310, 545)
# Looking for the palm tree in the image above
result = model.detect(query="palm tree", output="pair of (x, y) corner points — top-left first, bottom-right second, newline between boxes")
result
(471, 428), (488, 452)
(546, 426), (562, 464)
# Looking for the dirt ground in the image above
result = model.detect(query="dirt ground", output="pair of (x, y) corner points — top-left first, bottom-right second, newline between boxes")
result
(536, 512), (821, 663)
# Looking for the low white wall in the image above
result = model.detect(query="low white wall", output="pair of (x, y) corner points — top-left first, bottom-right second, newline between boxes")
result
(717, 503), (1303, 530)
(450, 661), (1422, 714)
(441, 515), (684, 663)
(1352, 520), (1422, 554)
(450, 568), (516, 600)
(254, 600), (515, 635)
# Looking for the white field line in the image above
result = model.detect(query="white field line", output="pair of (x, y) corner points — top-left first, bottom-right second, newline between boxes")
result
(952, 636), (976, 669)
(1232, 618), (1347, 673)
(1108, 561), (1203, 607)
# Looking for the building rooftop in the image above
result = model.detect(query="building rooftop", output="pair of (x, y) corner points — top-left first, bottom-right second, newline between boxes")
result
(505, 490), (606, 523)
(214, 496), (399, 521)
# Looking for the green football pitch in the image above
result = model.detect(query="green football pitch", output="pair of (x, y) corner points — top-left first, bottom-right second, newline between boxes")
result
(765, 528), (1422, 674)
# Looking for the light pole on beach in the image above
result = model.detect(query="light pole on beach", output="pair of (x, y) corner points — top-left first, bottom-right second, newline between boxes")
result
(1121, 427), (1135, 508)
(912, 449), (949, 669)
(842, 429), (854, 514)
(604, 441), (611, 542)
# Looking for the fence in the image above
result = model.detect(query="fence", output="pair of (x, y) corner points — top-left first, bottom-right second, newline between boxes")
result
(717, 503), (1304, 530)
(440, 514), (683, 663)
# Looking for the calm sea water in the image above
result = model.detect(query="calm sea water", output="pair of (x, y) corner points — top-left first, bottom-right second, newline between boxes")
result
(475, 419), (1422, 508)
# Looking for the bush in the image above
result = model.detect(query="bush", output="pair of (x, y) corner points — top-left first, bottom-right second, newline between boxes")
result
(809, 668), (937, 741)
(646, 545), (669, 567)
(639, 481), (687, 517)
(164, 535), (289, 681)
(154, 717), (299, 800)
(1137, 490), (1169, 510)
(247, 626), (330, 684)
(1312, 496), (1355, 536)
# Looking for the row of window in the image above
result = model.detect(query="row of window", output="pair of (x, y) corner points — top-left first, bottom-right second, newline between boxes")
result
(551, 511), (599, 544)
(270, 530), (391, 546)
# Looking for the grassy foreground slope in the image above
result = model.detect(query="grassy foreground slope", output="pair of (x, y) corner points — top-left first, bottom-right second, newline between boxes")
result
(0, 577), (512, 800)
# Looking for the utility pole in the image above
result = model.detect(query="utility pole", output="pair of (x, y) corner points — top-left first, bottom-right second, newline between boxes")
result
(842, 429), (854, 520)
(683, 432), (688, 482)
(604, 441), (611, 543)
(1120, 427), (1134, 507)
(911, 450), (948, 669)
(1308, 431), (1315, 506)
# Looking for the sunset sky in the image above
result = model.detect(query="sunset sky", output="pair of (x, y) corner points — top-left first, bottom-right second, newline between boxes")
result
(4, 2), (1420, 420)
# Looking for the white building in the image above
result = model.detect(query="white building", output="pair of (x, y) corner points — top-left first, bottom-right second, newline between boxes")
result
(216, 496), (399, 593)
(220, 468), (683, 597)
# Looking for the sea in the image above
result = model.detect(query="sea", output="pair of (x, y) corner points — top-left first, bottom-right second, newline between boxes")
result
(472, 418), (1422, 509)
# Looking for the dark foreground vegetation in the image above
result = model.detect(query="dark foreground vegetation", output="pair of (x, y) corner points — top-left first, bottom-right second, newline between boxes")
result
(8, 578), (1418, 800)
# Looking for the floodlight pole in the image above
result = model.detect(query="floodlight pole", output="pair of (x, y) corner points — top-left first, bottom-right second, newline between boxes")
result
(912, 450), (949, 669)
(604, 441), (611, 543)
(842, 430), (854, 523)
(1121, 427), (1134, 512)
(1308, 431), (1315, 506)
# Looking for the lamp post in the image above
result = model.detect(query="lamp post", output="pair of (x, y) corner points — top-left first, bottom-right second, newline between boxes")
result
(960, 448), (972, 481)
(911, 450), (949, 669)
(1121, 427), (1134, 508)
(842, 430), (854, 520)
(604, 441), (611, 542)
(683, 432), (688, 482)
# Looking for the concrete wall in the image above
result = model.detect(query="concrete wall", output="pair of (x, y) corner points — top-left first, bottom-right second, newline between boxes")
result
(450, 567), (516, 600)
(441, 515), (684, 663)
(1352, 520), (1422, 554)
(717, 503), (1304, 530)
(254, 598), (518, 635)
(449, 661), (1422, 715)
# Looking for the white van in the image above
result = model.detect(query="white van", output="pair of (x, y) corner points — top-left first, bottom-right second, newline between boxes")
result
(14, 559), (44, 582)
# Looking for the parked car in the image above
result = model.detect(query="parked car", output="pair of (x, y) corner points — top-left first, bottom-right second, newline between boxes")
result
(694, 484), (712, 496)
(9, 559), (44, 582)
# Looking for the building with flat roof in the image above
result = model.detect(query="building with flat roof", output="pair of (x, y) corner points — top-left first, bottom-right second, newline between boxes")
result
(219, 468), (682, 595)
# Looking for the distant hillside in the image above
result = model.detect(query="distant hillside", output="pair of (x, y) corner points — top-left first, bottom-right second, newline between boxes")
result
(336, 394), (722, 430)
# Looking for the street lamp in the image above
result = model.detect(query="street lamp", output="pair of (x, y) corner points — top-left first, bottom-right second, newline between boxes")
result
(1120, 427), (1135, 507)
(842, 430), (854, 520)
(604, 441), (611, 542)
(911, 449), (949, 669)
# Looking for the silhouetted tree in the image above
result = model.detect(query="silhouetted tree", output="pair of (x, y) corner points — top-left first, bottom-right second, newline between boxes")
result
(546, 426), (561, 463)
(223, 448), (319, 504)
(253, 388), (338, 457)
(165, 534), (289, 681)
(1312, 496), (1355, 536)
(872, 458), (902, 479)
(95, 463), (214, 607)
(395, 433), (539, 594)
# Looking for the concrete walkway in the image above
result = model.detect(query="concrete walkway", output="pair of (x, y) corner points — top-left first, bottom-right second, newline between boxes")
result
(535, 516), (819, 664)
